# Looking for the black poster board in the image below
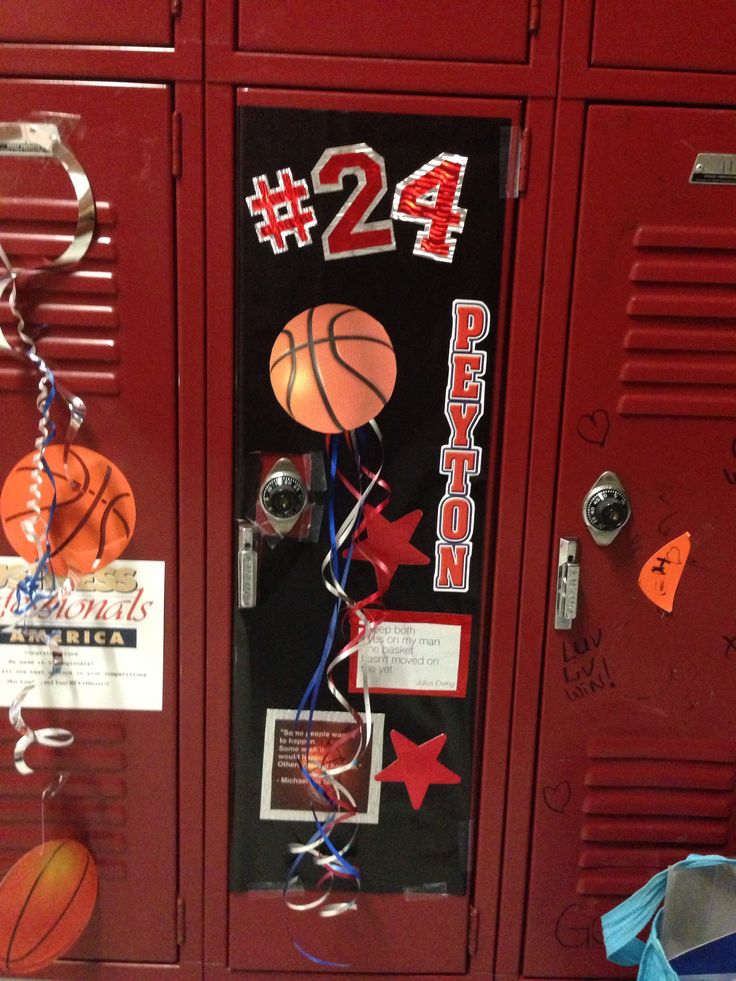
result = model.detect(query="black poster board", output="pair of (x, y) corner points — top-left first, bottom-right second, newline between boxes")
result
(231, 104), (510, 896)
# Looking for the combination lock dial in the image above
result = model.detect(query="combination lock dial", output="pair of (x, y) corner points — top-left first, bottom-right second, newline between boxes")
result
(259, 458), (307, 535)
(582, 471), (631, 546)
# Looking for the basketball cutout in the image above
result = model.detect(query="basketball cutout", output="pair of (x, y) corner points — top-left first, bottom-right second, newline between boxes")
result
(269, 304), (397, 434)
(1, 445), (136, 577)
(0, 839), (98, 975)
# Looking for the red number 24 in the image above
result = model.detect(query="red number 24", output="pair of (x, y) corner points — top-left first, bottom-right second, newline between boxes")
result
(311, 143), (396, 261)
(392, 153), (468, 263)
(311, 145), (468, 263)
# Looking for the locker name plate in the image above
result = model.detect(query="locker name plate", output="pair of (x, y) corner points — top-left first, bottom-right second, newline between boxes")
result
(690, 153), (736, 185)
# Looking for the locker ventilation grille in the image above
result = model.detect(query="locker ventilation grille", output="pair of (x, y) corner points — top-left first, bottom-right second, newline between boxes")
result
(0, 721), (128, 881)
(577, 735), (736, 898)
(0, 197), (120, 396)
(619, 224), (736, 418)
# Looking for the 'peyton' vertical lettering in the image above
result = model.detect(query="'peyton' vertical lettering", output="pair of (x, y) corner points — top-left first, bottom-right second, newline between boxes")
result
(434, 300), (490, 592)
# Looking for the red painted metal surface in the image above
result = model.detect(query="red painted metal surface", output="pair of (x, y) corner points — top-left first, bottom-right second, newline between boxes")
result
(206, 0), (562, 96)
(0, 0), (202, 82)
(496, 99), (588, 981)
(559, 0), (736, 105)
(592, 0), (736, 74)
(500, 100), (736, 980)
(472, 93), (555, 981)
(237, 0), (530, 62)
(0, 79), (181, 968)
(172, 78), (206, 981)
(0, 0), (173, 46)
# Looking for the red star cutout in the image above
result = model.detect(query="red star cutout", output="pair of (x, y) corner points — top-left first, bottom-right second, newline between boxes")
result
(374, 730), (461, 810)
(346, 506), (429, 594)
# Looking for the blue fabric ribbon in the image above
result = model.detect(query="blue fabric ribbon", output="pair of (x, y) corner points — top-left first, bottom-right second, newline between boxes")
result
(602, 853), (736, 980)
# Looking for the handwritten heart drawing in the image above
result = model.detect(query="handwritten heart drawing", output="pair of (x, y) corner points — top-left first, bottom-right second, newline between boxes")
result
(543, 780), (572, 814)
(666, 546), (682, 565)
(576, 409), (610, 447)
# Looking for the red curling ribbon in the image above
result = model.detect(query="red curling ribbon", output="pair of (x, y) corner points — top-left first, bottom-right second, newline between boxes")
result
(286, 421), (390, 933)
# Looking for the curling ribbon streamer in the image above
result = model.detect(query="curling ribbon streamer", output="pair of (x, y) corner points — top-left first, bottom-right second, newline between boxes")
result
(286, 421), (390, 937)
(0, 124), (94, 781)
(0, 242), (80, 777)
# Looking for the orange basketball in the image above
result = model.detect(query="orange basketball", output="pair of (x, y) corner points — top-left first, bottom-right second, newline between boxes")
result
(1, 444), (136, 577)
(0, 839), (98, 976)
(269, 304), (397, 434)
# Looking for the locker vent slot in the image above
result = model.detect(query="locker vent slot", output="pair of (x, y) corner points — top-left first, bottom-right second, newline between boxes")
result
(619, 224), (736, 418)
(0, 198), (120, 396)
(0, 721), (128, 881)
(576, 735), (736, 897)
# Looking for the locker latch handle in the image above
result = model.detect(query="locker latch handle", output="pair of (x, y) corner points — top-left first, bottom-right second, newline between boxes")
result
(555, 537), (580, 630)
(237, 522), (259, 609)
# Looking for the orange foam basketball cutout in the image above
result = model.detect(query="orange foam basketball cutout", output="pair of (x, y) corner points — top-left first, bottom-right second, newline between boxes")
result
(269, 304), (397, 434)
(0, 839), (98, 976)
(1, 444), (136, 577)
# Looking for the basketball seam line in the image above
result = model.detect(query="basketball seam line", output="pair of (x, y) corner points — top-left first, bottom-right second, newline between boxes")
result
(50, 465), (113, 559)
(306, 306), (344, 432)
(284, 328), (297, 418)
(327, 312), (389, 408)
(10, 854), (93, 968)
(269, 334), (393, 374)
(96, 492), (132, 562)
(6, 840), (67, 967)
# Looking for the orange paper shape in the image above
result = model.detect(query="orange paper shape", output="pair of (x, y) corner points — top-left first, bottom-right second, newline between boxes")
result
(638, 531), (691, 612)
(269, 304), (397, 434)
(1, 444), (136, 577)
(0, 839), (98, 976)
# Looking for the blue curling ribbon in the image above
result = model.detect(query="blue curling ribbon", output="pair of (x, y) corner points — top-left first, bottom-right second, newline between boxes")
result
(292, 433), (361, 880)
(292, 939), (350, 970)
(285, 424), (387, 965)
(15, 366), (60, 616)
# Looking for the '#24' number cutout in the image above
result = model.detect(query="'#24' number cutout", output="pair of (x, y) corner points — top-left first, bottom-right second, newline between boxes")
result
(392, 153), (468, 263)
(312, 143), (396, 261)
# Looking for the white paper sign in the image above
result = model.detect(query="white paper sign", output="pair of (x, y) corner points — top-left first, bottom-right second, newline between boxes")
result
(349, 612), (471, 697)
(0, 558), (165, 711)
(260, 708), (384, 824)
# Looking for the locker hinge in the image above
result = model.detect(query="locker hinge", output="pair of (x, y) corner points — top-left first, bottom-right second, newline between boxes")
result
(467, 906), (479, 957)
(171, 0), (182, 18)
(176, 895), (186, 945)
(171, 111), (183, 179)
(518, 128), (531, 195)
(529, 0), (541, 33)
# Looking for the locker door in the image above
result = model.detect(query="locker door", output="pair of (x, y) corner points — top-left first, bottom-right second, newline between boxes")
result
(523, 105), (736, 977)
(0, 80), (178, 963)
(222, 88), (519, 975)
(0, 1), (173, 46)
(237, 0), (532, 61)
(592, 0), (736, 74)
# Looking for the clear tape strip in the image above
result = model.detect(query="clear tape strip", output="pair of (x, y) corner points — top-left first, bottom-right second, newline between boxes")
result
(499, 125), (523, 200)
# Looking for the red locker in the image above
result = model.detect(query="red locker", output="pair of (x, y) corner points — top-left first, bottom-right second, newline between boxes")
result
(499, 102), (736, 979)
(203, 33), (556, 967)
(0, 78), (204, 976)
(202, 2), (558, 978)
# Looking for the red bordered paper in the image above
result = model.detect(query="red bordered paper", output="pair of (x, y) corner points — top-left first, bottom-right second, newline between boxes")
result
(348, 610), (471, 698)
